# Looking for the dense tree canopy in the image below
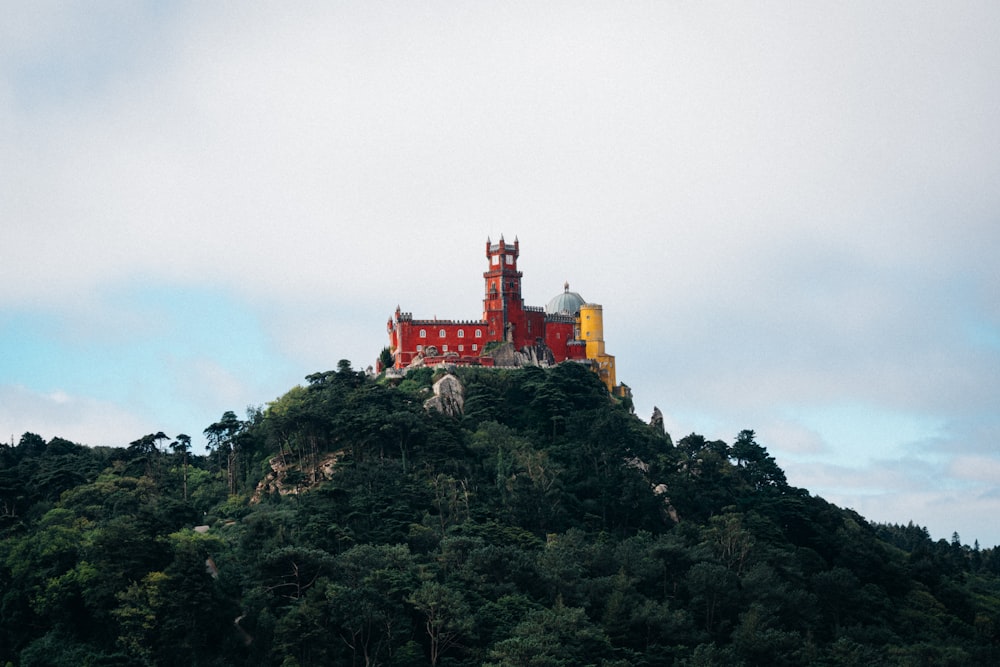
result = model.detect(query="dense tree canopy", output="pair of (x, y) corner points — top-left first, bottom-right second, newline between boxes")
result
(1, 361), (998, 665)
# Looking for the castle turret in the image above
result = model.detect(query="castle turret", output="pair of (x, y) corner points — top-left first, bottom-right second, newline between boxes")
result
(580, 303), (616, 390)
(483, 236), (527, 344)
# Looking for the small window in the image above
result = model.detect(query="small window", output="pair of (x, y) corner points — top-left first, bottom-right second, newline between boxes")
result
(419, 329), (426, 338)
(505, 254), (513, 265)
(457, 329), (465, 338)
(417, 345), (423, 352)
(472, 344), (478, 351)
(439, 329), (446, 338)
(475, 329), (482, 338)
(458, 344), (464, 352)
(442, 345), (448, 352)
(492, 255), (500, 265)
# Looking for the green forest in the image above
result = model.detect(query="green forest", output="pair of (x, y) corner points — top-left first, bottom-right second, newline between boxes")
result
(1, 361), (998, 666)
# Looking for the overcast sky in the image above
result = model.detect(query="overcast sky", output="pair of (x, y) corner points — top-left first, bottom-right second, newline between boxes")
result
(2, 1), (998, 546)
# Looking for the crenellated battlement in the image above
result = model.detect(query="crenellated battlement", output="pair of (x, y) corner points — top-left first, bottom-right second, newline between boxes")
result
(405, 319), (488, 327)
(486, 235), (519, 257)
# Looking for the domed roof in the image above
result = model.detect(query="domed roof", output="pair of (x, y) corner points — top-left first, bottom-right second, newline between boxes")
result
(545, 282), (586, 316)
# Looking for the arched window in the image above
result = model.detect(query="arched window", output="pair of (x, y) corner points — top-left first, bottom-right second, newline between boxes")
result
(439, 329), (446, 338)
(475, 329), (482, 338)
(457, 329), (465, 338)
(419, 329), (426, 338)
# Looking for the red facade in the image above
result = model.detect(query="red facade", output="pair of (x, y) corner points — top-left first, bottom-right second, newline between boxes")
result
(386, 238), (587, 370)
(387, 314), (493, 369)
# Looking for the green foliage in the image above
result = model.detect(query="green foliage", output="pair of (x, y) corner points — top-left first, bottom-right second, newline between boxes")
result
(1, 364), (1000, 665)
(484, 599), (617, 667)
(378, 346), (394, 371)
(397, 365), (434, 395)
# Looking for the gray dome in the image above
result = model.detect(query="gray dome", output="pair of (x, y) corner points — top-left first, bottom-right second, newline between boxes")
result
(545, 282), (586, 316)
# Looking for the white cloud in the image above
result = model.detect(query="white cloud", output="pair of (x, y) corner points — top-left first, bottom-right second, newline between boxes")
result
(756, 419), (828, 456)
(171, 357), (253, 413)
(0, 384), (151, 448)
(950, 456), (1000, 485)
(6, 2), (995, 312)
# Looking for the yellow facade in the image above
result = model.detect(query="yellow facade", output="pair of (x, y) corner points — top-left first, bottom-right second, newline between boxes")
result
(578, 304), (616, 392)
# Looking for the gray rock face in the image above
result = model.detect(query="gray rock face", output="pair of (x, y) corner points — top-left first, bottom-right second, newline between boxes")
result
(488, 341), (556, 368)
(487, 342), (523, 367)
(424, 373), (464, 417)
(650, 406), (665, 433)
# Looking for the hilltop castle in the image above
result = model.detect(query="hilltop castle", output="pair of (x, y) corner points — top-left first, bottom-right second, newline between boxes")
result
(386, 237), (623, 395)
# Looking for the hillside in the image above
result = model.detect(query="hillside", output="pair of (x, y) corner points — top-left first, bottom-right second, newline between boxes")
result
(1, 361), (999, 666)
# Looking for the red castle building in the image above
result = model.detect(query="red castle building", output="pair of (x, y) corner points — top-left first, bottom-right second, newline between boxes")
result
(386, 237), (621, 393)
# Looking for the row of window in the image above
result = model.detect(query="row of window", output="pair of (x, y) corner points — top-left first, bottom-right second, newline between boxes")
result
(487, 280), (518, 293)
(417, 344), (478, 353)
(419, 328), (482, 338)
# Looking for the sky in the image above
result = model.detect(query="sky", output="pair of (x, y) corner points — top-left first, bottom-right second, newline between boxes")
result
(2, 1), (999, 546)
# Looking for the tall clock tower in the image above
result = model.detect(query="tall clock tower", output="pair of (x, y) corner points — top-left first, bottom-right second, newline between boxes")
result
(483, 236), (525, 342)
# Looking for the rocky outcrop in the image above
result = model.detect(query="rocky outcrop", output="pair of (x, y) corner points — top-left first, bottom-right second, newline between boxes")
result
(627, 453), (679, 525)
(251, 451), (341, 503)
(487, 341), (557, 367)
(650, 406), (665, 433)
(423, 373), (464, 417)
(486, 342), (522, 366)
(653, 483), (680, 524)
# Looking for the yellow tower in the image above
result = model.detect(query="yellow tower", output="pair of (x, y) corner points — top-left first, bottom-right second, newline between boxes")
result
(579, 303), (616, 391)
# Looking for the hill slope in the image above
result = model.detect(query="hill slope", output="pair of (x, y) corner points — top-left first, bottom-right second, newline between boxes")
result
(1, 362), (999, 666)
